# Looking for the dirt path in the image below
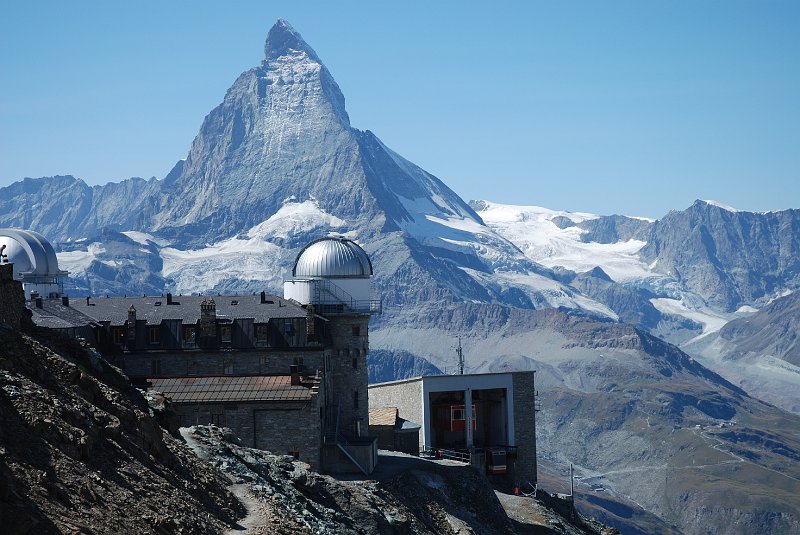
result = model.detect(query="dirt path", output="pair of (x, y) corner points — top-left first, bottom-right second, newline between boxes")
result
(224, 484), (270, 535)
(179, 428), (270, 534)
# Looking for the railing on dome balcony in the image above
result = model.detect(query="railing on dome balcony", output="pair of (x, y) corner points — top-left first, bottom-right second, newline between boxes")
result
(312, 279), (381, 315)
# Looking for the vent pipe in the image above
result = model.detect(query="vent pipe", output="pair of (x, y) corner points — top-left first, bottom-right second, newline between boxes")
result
(289, 365), (300, 386)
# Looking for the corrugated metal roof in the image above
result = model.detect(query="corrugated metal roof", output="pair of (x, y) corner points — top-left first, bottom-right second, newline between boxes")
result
(150, 375), (314, 403)
(293, 237), (372, 278)
(66, 294), (307, 325)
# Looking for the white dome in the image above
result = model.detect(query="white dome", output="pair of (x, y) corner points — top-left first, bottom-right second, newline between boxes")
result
(293, 237), (372, 278)
(0, 228), (63, 279)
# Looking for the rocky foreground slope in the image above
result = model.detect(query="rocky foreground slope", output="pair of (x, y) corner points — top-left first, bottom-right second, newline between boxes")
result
(0, 325), (243, 534)
(183, 425), (612, 535)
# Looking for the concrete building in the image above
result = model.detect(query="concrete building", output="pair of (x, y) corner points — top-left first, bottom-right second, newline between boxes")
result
(369, 372), (537, 486)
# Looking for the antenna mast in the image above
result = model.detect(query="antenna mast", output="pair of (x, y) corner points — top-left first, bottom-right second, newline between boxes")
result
(456, 337), (464, 375)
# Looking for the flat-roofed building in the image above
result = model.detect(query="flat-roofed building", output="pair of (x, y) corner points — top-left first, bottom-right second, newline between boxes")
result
(369, 371), (537, 486)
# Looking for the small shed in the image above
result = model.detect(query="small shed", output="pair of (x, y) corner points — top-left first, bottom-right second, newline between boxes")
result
(368, 407), (421, 455)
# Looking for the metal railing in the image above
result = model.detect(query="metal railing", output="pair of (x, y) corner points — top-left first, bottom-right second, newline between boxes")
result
(324, 401), (369, 475)
(313, 279), (382, 315)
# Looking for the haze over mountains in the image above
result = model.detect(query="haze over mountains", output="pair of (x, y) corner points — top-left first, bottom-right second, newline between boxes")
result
(2, 19), (799, 535)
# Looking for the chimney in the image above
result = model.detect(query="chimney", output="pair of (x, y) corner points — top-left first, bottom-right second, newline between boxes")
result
(166, 292), (173, 305)
(200, 298), (217, 338)
(127, 305), (137, 342)
(86, 296), (91, 306)
(289, 364), (300, 386)
(62, 296), (69, 307)
(35, 297), (43, 309)
(260, 291), (267, 304)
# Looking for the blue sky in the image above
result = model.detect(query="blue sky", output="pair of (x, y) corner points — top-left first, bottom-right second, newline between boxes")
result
(1, 1), (798, 218)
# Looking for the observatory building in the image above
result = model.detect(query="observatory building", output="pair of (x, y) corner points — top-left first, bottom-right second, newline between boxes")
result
(283, 236), (381, 316)
(26, 234), (380, 475)
(0, 228), (68, 299)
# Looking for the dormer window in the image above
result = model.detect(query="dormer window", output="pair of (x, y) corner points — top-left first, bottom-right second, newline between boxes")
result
(148, 327), (161, 345)
(183, 326), (196, 343)
(221, 325), (232, 343)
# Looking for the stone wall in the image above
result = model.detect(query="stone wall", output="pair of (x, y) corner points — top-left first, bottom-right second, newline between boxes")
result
(123, 349), (324, 378)
(0, 263), (26, 330)
(511, 371), (537, 485)
(173, 396), (322, 470)
(325, 314), (370, 437)
(368, 378), (423, 446)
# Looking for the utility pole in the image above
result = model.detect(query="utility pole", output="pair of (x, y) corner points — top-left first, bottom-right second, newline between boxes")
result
(456, 337), (464, 375)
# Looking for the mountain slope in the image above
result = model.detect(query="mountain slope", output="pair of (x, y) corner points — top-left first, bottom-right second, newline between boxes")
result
(370, 303), (800, 535)
(641, 200), (800, 312)
(0, 326), (242, 534)
(685, 291), (800, 413)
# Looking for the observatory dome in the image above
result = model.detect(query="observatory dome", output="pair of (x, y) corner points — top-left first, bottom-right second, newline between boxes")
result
(292, 237), (373, 278)
(0, 228), (63, 279)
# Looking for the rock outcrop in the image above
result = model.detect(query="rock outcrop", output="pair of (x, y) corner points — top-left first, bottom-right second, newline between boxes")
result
(0, 325), (243, 534)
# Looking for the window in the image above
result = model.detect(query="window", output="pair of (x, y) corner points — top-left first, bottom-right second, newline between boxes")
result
(256, 324), (269, 342)
(224, 357), (234, 375)
(221, 325), (232, 343)
(450, 404), (476, 432)
(112, 328), (126, 345)
(148, 327), (160, 345)
(151, 359), (162, 375)
(353, 390), (359, 409)
(351, 325), (360, 336)
(260, 355), (269, 373)
(211, 411), (224, 426)
(183, 326), (196, 343)
(188, 359), (197, 375)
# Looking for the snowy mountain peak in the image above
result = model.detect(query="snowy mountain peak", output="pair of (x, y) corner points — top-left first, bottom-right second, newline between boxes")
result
(264, 19), (321, 63)
(697, 199), (739, 212)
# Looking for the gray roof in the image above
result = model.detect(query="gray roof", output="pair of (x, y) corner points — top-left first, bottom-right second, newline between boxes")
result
(292, 237), (372, 278)
(29, 299), (101, 329)
(64, 294), (307, 325)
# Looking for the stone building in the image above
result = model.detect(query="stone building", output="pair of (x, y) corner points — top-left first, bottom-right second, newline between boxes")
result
(369, 372), (537, 486)
(25, 234), (380, 475)
(368, 407), (421, 456)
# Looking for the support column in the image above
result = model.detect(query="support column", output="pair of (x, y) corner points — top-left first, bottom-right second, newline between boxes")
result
(465, 388), (473, 449)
